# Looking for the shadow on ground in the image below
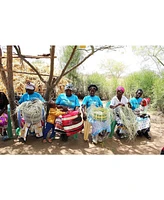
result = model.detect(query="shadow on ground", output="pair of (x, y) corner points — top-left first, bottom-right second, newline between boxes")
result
(0, 113), (163, 155)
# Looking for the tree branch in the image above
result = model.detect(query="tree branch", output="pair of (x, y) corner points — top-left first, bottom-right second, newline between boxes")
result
(54, 45), (77, 86)
(153, 55), (164, 70)
(63, 45), (122, 76)
(14, 45), (46, 84)
(63, 50), (94, 76)
(0, 68), (59, 77)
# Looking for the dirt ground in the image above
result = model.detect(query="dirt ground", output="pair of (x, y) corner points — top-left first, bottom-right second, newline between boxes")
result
(0, 111), (164, 155)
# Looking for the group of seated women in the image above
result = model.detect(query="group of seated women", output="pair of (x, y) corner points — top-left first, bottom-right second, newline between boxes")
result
(0, 81), (151, 144)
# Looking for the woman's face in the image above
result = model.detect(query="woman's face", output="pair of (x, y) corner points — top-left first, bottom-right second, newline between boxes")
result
(26, 89), (34, 95)
(117, 90), (123, 97)
(136, 91), (143, 99)
(65, 89), (72, 96)
(89, 87), (96, 96)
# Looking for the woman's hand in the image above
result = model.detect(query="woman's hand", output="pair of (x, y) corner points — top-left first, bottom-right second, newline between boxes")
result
(48, 100), (54, 104)
(119, 102), (125, 106)
(81, 105), (87, 120)
(57, 105), (68, 112)
(83, 113), (87, 121)
(115, 102), (125, 108)
(127, 102), (132, 108)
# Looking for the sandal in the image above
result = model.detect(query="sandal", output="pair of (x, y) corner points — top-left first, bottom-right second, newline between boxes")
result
(146, 135), (151, 140)
(143, 132), (151, 140)
(47, 138), (52, 143)
(42, 139), (47, 143)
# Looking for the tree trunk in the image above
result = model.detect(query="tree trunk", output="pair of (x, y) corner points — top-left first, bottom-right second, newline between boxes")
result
(44, 84), (53, 101)
(0, 47), (8, 87)
(7, 46), (18, 131)
(44, 46), (55, 101)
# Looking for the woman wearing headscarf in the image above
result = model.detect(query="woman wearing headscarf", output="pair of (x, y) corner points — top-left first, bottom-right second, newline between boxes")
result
(17, 82), (45, 142)
(55, 83), (80, 111)
(81, 84), (103, 143)
(19, 82), (45, 104)
(110, 86), (129, 110)
(55, 83), (82, 141)
(110, 86), (130, 138)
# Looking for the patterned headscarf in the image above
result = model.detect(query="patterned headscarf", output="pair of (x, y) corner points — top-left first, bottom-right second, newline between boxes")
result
(65, 83), (73, 91)
(116, 86), (125, 93)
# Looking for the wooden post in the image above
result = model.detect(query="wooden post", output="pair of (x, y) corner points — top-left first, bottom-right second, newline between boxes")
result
(7, 46), (18, 136)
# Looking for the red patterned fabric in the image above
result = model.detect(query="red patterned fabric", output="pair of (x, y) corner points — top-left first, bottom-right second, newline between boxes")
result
(55, 116), (65, 132)
(55, 110), (84, 136)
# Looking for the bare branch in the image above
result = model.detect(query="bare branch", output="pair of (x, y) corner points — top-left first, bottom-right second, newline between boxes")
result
(0, 68), (59, 77)
(54, 45), (77, 86)
(149, 55), (161, 74)
(14, 45), (46, 84)
(63, 51), (94, 76)
(152, 55), (164, 72)
(1, 55), (57, 59)
(91, 45), (94, 53)
(63, 45), (122, 76)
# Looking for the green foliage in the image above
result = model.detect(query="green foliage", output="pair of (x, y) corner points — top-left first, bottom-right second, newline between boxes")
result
(124, 69), (158, 99)
(60, 46), (83, 67)
(107, 77), (120, 100)
(131, 46), (164, 112)
(60, 46), (84, 82)
(73, 73), (87, 98)
(83, 73), (124, 100)
(101, 59), (127, 78)
(58, 46), (164, 113)
(85, 72), (110, 100)
(152, 77), (164, 112)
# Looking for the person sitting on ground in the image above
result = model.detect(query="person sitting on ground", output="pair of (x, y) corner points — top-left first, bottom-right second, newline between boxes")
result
(43, 103), (67, 143)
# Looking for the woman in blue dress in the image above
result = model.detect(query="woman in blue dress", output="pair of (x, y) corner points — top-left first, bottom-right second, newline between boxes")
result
(81, 84), (104, 144)
(56, 83), (80, 111)
(55, 83), (81, 141)
(129, 89), (143, 112)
